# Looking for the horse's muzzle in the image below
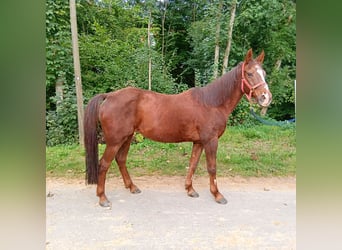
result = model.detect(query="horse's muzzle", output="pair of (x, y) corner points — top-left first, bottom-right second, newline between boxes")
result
(257, 90), (272, 107)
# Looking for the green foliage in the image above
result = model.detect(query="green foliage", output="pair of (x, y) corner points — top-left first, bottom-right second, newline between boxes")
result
(46, 85), (79, 146)
(228, 98), (258, 127)
(77, 1), (181, 97)
(267, 67), (296, 120)
(187, 19), (216, 86)
(46, 0), (74, 110)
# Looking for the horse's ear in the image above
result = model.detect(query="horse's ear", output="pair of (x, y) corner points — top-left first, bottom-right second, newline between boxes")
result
(244, 48), (253, 63)
(256, 50), (265, 64)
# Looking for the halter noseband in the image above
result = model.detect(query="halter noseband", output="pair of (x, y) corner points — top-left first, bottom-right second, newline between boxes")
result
(241, 62), (266, 101)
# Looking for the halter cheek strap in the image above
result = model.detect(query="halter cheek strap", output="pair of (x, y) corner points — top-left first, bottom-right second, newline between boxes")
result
(241, 62), (265, 101)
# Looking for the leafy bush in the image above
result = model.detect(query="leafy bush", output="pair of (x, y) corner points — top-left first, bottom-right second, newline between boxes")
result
(227, 98), (259, 127)
(46, 86), (79, 146)
(267, 67), (296, 120)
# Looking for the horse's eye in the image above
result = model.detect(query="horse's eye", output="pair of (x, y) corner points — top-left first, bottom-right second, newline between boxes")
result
(247, 72), (253, 77)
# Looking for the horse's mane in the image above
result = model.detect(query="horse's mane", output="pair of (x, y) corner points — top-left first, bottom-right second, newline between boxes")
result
(190, 62), (242, 107)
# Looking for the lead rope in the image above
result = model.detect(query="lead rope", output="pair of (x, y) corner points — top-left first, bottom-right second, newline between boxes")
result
(249, 106), (295, 126)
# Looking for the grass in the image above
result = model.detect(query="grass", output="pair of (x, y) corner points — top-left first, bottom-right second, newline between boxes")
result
(46, 124), (296, 179)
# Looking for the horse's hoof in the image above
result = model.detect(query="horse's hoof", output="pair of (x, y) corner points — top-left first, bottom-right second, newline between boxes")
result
(188, 191), (199, 198)
(131, 187), (141, 194)
(99, 200), (112, 207)
(216, 197), (228, 205)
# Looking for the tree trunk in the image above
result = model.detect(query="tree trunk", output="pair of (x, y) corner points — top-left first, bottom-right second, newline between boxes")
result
(222, 0), (237, 75)
(161, 1), (168, 80)
(148, 10), (152, 91)
(213, 0), (223, 79)
(275, 59), (282, 70)
(161, 1), (168, 61)
(55, 77), (64, 112)
(70, 0), (84, 145)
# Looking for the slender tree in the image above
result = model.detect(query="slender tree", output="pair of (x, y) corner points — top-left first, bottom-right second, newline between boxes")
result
(222, 0), (237, 75)
(161, 0), (168, 61)
(147, 9), (152, 90)
(213, 0), (223, 79)
(70, 0), (84, 145)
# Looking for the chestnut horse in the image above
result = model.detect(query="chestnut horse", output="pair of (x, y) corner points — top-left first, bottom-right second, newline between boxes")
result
(84, 49), (272, 207)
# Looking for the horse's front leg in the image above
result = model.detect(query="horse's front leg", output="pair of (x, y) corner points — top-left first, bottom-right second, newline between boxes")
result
(185, 143), (203, 198)
(204, 139), (227, 204)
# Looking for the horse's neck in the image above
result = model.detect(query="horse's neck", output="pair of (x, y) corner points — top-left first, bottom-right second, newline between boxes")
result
(219, 85), (244, 117)
(190, 63), (244, 116)
(216, 65), (244, 117)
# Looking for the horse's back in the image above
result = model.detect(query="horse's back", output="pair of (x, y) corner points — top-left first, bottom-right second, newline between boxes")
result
(100, 87), (181, 114)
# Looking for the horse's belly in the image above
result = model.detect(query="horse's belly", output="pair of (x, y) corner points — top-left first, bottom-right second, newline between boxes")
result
(136, 122), (199, 143)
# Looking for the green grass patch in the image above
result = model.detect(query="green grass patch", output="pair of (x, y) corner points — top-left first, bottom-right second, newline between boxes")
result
(46, 145), (86, 178)
(46, 124), (296, 178)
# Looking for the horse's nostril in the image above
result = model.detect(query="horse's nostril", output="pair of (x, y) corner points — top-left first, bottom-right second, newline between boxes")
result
(258, 92), (271, 107)
(259, 94), (266, 102)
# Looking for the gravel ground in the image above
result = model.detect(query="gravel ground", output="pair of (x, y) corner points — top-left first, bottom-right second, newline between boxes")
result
(46, 176), (296, 249)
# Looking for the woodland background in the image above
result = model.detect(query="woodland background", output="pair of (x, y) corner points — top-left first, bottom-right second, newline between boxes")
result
(46, 0), (296, 146)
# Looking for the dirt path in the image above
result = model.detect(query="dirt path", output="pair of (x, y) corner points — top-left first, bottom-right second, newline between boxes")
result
(46, 176), (296, 249)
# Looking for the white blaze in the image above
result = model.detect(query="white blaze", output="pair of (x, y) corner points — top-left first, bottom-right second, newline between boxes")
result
(256, 67), (268, 89)
(256, 66), (271, 106)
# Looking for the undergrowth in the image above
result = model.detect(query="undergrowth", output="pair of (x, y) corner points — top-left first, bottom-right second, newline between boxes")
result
(46, 124), (296, 178)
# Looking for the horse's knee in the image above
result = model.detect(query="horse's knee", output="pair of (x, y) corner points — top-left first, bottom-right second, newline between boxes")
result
(99, 162), (110, 173)
(207, 167), (216, 175)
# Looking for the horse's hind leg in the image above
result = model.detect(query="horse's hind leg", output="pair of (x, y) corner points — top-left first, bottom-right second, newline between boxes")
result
(115, 135), (141, 194)
(185, 143), (203, 198)
(97, 144), (121, 207)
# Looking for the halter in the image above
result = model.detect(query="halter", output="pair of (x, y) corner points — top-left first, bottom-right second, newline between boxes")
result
(241, 62), (266, 101)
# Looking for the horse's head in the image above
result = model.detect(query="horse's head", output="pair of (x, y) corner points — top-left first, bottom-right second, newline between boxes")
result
(241, 49), (272, 107)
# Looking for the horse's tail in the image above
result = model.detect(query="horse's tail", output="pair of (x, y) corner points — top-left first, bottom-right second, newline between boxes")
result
(84, 93), (106, 184)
